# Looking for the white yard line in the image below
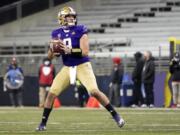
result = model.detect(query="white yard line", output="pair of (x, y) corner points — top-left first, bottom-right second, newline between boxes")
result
(0, 121), (180, 127)
(0, 128), (180, 133)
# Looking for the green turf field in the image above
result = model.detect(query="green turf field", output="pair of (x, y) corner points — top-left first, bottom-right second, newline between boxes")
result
(0, 107), (180, 135)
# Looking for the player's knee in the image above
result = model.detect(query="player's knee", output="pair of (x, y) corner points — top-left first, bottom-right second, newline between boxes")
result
(90, 89), (100, 97)
(44, 92), (56, 108)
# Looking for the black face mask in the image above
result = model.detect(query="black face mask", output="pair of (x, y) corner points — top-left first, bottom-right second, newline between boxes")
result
(44, 60), (50, 66)
(12, 64), (17, 68)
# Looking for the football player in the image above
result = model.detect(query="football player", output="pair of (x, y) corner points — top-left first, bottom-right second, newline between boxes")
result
(36, 6), (125, 131)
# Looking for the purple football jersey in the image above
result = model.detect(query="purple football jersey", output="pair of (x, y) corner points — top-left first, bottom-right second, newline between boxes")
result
(51, 25), (90, 66)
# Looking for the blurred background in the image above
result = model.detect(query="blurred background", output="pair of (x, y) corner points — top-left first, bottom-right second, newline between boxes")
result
(0, 0), (180, 107)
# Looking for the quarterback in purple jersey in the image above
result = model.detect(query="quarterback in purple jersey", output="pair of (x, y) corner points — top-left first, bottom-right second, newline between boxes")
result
(36, 6), (125, 131)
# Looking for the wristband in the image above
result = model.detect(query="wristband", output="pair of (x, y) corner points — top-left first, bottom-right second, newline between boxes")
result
(71, 48), (82, 57)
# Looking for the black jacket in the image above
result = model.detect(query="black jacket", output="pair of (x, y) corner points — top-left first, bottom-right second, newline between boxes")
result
(132, 55), (144, 83)
(169, 59), (180, 81)
(110, 65), (123, 84)
(142, 57), (155, 84)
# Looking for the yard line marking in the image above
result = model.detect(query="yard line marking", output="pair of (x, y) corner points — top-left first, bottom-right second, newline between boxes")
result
(0, 121), (180, 127)
(0, 128), (180, 133)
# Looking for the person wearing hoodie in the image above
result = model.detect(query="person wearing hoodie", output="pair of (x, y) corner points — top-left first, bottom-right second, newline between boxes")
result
(109, 57), (123, 107)
(131, 52), (144, 107)
(141, 51), (155, 108)
(169, 52), (180, 108)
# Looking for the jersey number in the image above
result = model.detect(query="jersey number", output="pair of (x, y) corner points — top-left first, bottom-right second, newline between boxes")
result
(63, 38), (72, 48)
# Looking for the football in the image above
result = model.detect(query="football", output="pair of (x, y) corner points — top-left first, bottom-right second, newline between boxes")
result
(50, 39), (65, 55)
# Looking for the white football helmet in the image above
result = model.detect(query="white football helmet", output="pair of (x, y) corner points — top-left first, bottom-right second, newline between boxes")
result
(58, 6), (77, 26)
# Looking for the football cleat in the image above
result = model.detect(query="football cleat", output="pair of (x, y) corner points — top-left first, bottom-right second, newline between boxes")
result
(149, 104), (154, 108)
(113, 114), (125, 128)
(36, 123), (46, 131)
(118, 118), (125, 128)
(131, 104), (138, 108)
(141, 104), (147, 108)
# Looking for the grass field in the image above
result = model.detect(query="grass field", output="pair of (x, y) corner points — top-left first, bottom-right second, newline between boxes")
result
(0, 107), (180, 135)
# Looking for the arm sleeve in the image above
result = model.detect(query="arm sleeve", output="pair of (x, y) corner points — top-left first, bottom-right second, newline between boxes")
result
(6, 65), (11, 72)
(51, 30), (58, 39)
(119, 66), (124, 84)
(169, 62), (174, 74)
(53, 66), (56, 79)
(145, 62), (155, 79)
(132, 65), (138, 81)
(82, 25), (88, 34)
(38, 66), (41, 79)
(79, 25), (88, 38)
(19, 67), (24, 75)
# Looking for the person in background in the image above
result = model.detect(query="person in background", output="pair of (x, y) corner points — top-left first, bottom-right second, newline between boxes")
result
(74, 79), (89, 107)
(131, 52), (144, 107)
(38, 58), (55, 108)
(4, 57), (24, 107)
(108, 57), (123, 107)
(141, 51), (155, 108)
(169, 52), (180, 108)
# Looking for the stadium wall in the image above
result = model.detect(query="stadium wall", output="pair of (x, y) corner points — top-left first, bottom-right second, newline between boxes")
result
(0, 73), (169, 107)
(0, 76), (110, 106)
